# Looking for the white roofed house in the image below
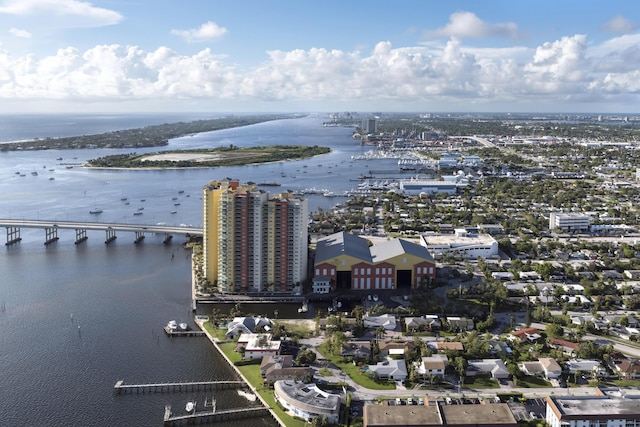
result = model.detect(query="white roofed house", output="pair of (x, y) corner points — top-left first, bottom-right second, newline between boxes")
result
(226, 316), (273, 339)
(565, 359), (606, 378)
(367, 359), (408, 382)
(364, 313), (397, 330)
(467, 359), (510, 379)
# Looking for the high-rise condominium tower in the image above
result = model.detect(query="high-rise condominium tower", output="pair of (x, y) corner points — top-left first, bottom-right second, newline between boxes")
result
(202, 179), (308, 293)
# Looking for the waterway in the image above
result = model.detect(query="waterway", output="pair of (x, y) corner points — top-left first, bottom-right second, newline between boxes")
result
(0, 114), (402, 426)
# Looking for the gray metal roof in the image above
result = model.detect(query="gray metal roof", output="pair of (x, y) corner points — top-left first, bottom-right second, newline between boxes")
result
(316, 232), (434, 265)
(315, 232), (372, 264)
(370, 238), (434, 263)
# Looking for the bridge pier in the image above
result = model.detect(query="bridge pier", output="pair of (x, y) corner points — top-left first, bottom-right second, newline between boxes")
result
(163, 234), (173, 244)
(75, 229), (88, 244)
(44, 227), (59, 245)
(134, 231), (145, 244)
(5, 226), (21, 246)
(105, 228), (117, 244)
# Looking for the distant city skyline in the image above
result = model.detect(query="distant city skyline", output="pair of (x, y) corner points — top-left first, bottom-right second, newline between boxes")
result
(0, 1), (639, 113)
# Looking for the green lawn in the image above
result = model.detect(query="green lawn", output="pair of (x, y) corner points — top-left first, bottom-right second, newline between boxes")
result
(317, 344), (395, 390)
(463, 376), (500, 389)
(607, 379), (640, 387)
(516, 376), (552, 388)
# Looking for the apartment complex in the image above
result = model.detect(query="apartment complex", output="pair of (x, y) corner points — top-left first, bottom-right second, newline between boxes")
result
(202, 179), (308, 293)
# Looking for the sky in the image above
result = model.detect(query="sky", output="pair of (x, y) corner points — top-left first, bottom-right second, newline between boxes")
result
(0, 0), (639, 113)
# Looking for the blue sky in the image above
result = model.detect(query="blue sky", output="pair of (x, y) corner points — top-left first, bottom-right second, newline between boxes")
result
(0, 0), (639, 113)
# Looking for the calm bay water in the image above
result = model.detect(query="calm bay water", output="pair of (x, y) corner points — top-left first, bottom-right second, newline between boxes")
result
(0, 114), (399, 426)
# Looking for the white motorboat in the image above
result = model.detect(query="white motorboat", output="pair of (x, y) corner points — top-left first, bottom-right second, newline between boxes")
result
(168, 320), (177, 331)
(178, 322), (189, 331)
(185, 401), (195, 412)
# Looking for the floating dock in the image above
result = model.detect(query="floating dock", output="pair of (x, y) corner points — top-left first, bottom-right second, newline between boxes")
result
(163, 326), (205, 336)
(163, 405), (269, 426)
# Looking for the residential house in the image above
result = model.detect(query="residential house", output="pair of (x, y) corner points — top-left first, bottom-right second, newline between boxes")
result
(260, 354), (312, 385)
(519, 358), (562, 380)
(428, 341), (464, 352)
(241, 334), (281, 360)
(612, 357), (640, 379)
(367, 359), (408, 381)
(363, 314), (397, 330)
(511, 327), (542, 343)
(624, 270), (640, 280)
(549, 338), (580, 356)
(379, 341), (415, 358)
(226, 316), (273, 339)
(565, 359), (605, 377)
(340, 341), (371, 362)
(446, 316), (474, 332)
(466, 359), (510, 379)
(414, 356), (447, 380)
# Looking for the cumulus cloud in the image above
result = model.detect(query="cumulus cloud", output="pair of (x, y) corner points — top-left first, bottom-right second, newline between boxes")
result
(602, 14), (637, 33)
(425, 11), (520, 40)
(9, 27), (31, 38)
(0, 32), (639, 110)
(0, 0), (122, 27)
(171, 21), (228, 43)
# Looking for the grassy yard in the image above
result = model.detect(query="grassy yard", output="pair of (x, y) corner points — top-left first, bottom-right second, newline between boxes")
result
(515, 376), (552, 388)
(317, 344), (395, 390)
(463, 376), (500, 389)
(606, 379), (640, 387)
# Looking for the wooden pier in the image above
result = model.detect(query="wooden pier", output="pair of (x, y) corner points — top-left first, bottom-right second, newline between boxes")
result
(113, 380), (245, 395)
(163, 326), (206, 336)
(163, 405), (269, 426)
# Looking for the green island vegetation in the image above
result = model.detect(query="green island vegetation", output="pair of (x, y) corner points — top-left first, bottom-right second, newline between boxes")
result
(85, 144), (330, 168)
(0, 114), (297, 151)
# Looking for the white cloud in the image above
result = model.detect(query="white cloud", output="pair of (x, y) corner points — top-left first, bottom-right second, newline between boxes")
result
(9, 27), (31, 38)
(0, 0), (122, 27)
(0, 32), (639, 111)
(425, 11), (520, 40)
(171, 21), (228, 43)
(602, 14), (637, 34)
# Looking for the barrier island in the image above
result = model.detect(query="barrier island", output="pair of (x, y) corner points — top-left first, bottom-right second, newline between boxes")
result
(86, 145), (331, 168)
(0, 114), (297, 151)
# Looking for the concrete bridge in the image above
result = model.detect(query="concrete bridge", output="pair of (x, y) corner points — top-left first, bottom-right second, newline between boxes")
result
(0, 219), (202, 246)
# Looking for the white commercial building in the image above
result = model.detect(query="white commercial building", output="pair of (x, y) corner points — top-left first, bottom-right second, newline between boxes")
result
(549, 212), (590, 232)
(420, 229), (498, 260)
(546, 395), (640, 427)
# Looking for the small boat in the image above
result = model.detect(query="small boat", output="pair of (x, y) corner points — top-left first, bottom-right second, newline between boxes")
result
(31, 171), (38, 176)
(120, 197), (127, 201)
(89, 208), (103, 214)
(56, 157), (63, 161)
(133, 211), (143, 216)
(172, 197), (178, 200)
(174, 203), (180, 206)
(185, 401), (195, 413)
(137, 207), (144, 211)
(168, 320), (177, 331)
(66, 166), (73, 169)
(178, 190), (185, 194)
(179, 323), (189, 331)
(140, 199), (145, 202)
(170, 210), (177, 214)
(124, 201), (130, 205)
(49, 177), (55, 181)
(14, 171), (20, 175)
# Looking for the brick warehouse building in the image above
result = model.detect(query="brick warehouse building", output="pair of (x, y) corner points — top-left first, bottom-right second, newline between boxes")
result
(313, 232), (436, 292)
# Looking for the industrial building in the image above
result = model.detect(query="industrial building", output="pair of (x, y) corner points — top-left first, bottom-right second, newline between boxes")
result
(313, 231), (436, 292)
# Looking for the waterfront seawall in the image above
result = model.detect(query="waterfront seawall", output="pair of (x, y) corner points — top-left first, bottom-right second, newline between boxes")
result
(196, 319), (286, 427)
